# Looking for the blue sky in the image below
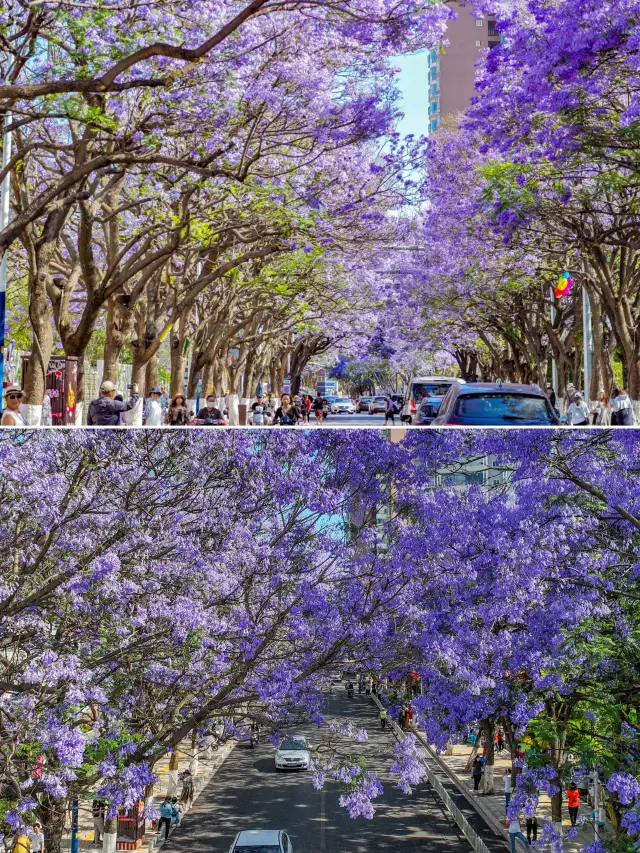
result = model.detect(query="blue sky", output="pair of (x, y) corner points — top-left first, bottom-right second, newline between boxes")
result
(395, 52), (429, 138)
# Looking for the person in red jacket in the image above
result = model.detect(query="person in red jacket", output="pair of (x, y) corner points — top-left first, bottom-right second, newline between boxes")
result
(567, 782), (581, 826)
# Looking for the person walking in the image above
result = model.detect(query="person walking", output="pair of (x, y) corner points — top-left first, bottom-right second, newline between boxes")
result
(144, 386), (164, 426)
(567, 782), (581, 827)
(197, 395), (224, 423)
(179, 770), (194, 809)
(29, 823), (45, 853)
(171, 797), (183, 827)
(379, 708), (387, 730)
(591, 390), (609, 425)
(12, 834), (31, 853)
(545, 383), (557, 411)
(503, 768), (512, 812)
(1, 384), (29, 426)
(497, 729), (505, 752)
(525, 814), (538, 844)
(157, 797), (173, 840)
(567, 392), (590, 426)
(471, 757), (484, 794)
(509, 815), (529, 851)
(313, 394), (324, 425)
(274, 394), (299, 425)
(167, 394), (190, 426)
(611, 387), (635, 425)
(92, 800), (105, 845)
(87, 381), (139, 426)
(305, 394), (312, 423)
(384, 394), (397, 426)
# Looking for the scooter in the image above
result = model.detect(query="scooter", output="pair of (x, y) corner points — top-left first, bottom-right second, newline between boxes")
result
(347, 686), (354, 698)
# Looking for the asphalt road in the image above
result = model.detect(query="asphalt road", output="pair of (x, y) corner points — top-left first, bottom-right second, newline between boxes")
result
(310, 412), (399, 427)
(164, 691), (473, 853)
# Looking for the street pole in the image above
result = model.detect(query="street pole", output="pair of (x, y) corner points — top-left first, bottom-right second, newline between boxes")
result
(549, 288), (559, 398)
(593, 769), (599, 843)
(0, 110), (13, 386)
(71, 799), (79, 853)
(582, 261), (594, 404)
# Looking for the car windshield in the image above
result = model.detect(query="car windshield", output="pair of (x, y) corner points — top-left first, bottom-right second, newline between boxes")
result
(279, 740), (306, 750)
(336, 398), (351, 403)
(455, 394), (552, 422)
(235, 847), (280, 853)
(413, 382), (452, 401)
(374, 397), (386, 402)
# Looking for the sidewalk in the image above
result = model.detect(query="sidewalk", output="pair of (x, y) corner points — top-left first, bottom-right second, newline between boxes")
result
(434, 741), (606, 851)
(60, 738), (236, 853)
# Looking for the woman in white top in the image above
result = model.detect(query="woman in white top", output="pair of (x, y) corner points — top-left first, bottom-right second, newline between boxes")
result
(591, 390), (609, 425)
(611, 387), (635, 426)
(1, 384), (28, 426)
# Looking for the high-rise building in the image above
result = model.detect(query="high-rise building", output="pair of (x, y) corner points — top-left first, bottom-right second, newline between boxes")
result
(428, 1), (501, 133)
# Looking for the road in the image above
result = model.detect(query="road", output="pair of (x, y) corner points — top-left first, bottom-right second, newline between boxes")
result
(164, 691), (474, 853)
(309, 413), (399, 427)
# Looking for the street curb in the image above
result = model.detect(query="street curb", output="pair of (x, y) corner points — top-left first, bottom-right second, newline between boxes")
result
(370, 696), (509, 853)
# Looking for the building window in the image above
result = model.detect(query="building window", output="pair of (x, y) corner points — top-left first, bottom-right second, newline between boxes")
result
(488, 40), (500, 50)
(488, 21), (498, 36)
(476, 19), (483, 26)
(476, 40), (482, 47)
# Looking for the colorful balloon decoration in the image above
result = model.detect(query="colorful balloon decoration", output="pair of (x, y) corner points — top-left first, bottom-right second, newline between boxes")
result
(555, 271), (574, 299)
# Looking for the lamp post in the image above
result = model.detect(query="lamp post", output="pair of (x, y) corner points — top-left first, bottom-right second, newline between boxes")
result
(582, 260), (594, 405)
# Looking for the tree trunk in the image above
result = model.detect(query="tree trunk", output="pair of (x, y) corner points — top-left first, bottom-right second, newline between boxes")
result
(103, 814), (118, 853)
(167, 749), (180, 797)
(145, 353), (158, 394)
(39, 795), (67, 853)
(480, 719), (495, 794)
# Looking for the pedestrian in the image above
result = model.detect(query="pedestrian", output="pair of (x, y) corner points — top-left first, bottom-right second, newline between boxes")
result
(1, 384), (29, 427)
(251, 394), (268, 426)
(313, 393), (324, 425)
(171, 797), (183, 827)
(564, 382), (578, 413)
(157, 797), (173, 839)
(610, 388), (620, 425)
(12, 834), (31, 853)
(545, 383), (557, 410)
(497, 729), (505, 752)
(167, 394), (190, 426)
(144, 386), (164, 426)
(179, 770), (194, 808)
(305, 394), (312, 422)
(525, 814), (538, 844)
(471, 757), (483, 793)
(611, 386), (635, 425)
(160, 387), (170, 418)
(591, 390), (609, 425)
(274, 394), (299, 425)
(384, 394), (397, 425)
(379, 708), (387, 730)
(29, 823), (45, 853)
(92, 800), (105, 845)
(508, 815), (529, 852)
(406, 706), (414, 727)
(87, 381), (139, 426)
(567, 392), (590, 426)
(567, 781), (581, 827)
(503, 768), (512, 812)
(196, 394), (224, 424)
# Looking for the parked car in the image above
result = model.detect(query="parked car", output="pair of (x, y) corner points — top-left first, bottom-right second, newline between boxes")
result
(401, 376), (464, 424)
(357, 396), (374, 412)
(330, 397), (356, 414)
(368, 396), (388, 414)
(274, 736), (311, 770)
(430, 382), (560, 426)
(229, 830), (293, 853)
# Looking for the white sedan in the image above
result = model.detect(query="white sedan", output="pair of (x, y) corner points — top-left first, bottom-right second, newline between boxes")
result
(274, 736), (311, 770)
(330, 397), (355, 414)
(230, 830), (293, 853)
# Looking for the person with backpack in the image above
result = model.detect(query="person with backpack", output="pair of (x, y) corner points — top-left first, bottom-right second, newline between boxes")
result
(157, 797), (173, 840)
(379, 708), (388, 730)
(611, 387), (635, 425)
(274, 394), (299, 425)
(171, 797), (183, 827)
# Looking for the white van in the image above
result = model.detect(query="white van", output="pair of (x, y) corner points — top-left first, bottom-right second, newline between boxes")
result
(402, 376), (466, 424)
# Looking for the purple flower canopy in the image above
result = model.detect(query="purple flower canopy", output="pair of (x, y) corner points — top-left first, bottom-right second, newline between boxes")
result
(1, 429), (639, 835)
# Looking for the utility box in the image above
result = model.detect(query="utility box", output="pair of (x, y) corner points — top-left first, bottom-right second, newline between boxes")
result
(21, 355), (78, 425)
(116, 800), (145, 850)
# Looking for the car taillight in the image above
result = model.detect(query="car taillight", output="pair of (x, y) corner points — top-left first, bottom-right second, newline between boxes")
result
(409, 400), (416, 413)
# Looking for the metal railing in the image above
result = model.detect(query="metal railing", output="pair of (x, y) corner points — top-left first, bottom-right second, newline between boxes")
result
(371, 696), (506, 853)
